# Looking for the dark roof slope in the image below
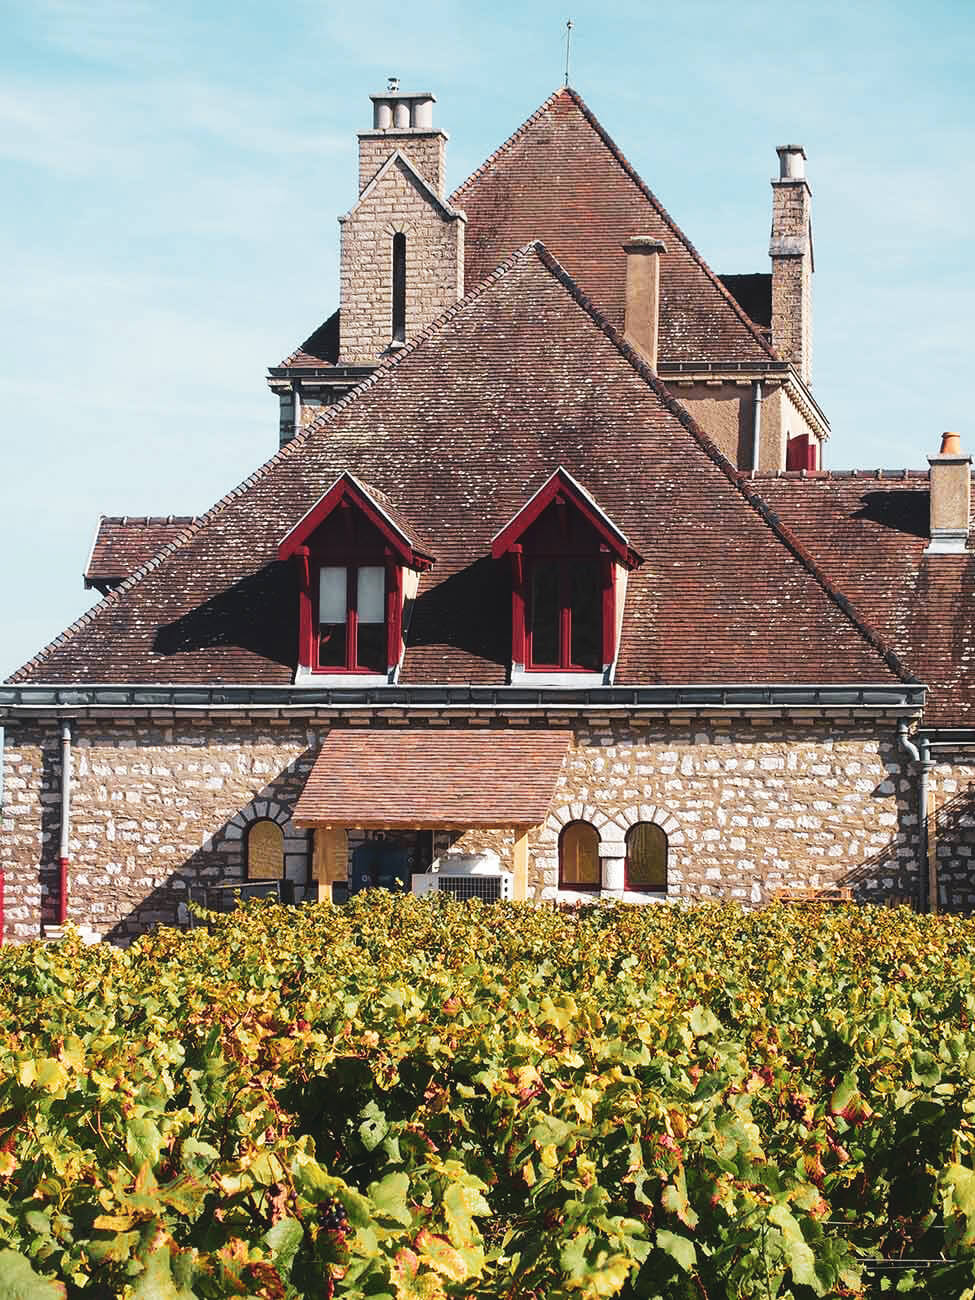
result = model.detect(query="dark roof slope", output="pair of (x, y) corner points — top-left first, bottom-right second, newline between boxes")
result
(12, 246), (901, 689)
(279, 310), (340, 369)
(84, 516), (197, 589)
(719, 274), (772, 332)
(756, 471), (974, 727)
(451, 87), (775, 366)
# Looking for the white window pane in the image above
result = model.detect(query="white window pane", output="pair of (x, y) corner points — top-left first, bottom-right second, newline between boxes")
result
(357, 566), (385, 623)
(319, 566), (347, 624)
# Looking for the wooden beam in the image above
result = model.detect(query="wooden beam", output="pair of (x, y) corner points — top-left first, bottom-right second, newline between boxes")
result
(512, 826), (530, 902)
(313, 827), (348, 904)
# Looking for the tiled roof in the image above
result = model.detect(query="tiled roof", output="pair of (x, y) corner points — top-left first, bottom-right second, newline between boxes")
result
(451, 87), (776, 366)
(294, 727), (572, 827)
(84, 516), (197, 589)
(10, 244), (904, 689)
(754, 471), (974, 727)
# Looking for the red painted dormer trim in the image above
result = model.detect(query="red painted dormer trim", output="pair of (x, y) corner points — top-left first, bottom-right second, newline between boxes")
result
(490, 467), (642, 569)
(277, 472), (434, 571)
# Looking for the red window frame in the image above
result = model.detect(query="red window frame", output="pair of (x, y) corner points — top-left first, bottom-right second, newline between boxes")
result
(624, 822), (668, 892)
(525, 554), (603, 672)
(294, 546), (403, 677)
(314, 562), (390, 674)
(511, 545), (615, 674)
(558, 820), (601, 892)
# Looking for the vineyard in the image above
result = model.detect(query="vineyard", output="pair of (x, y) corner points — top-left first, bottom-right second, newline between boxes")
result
(1, 898), (975, 1299)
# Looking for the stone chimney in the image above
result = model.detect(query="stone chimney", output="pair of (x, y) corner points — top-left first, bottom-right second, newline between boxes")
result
(337, 82), (465, 365)
(926, 431), (971, 554)
(622, 238), (666, 369)
(769, 144), (813, 385)
(358, 78), (448, 197)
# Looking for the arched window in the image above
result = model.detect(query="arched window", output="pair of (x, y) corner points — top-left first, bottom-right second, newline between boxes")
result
(559, 820), (600, 891)
(391, 232), (406, 343)
(625, 822), (667, 892)
(247, 819), (284, 880)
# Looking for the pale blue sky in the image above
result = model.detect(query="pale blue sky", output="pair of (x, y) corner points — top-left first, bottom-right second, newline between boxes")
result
(2, 0), (973, 678)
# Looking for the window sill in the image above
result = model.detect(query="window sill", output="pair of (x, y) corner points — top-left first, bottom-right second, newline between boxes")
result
(553, 889), (670, 906)
(293, 665), (392, 687)
(510, 668), (610, 687)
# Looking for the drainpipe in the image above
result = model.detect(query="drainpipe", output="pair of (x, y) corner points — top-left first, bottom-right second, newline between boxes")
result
(898, 721), (933, 911)
(58, 722), (72, 926)
(751, 380), (763, 472)
(0, 725), (4, 944)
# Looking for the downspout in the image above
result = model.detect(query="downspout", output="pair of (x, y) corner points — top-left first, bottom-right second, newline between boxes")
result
(898, 721), (933, 911)
(58, 722), (72, 926)
(751, 380), (763, 472)
(0, 725), (4, 944)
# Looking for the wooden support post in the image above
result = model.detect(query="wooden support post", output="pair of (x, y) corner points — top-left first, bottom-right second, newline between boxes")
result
(312, 827), (348, 904)
(512, 826), (530, 902)
(927, 793), (939, 916)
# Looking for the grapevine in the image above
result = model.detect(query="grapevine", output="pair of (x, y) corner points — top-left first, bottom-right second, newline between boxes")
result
(0, 896), (973, 1297)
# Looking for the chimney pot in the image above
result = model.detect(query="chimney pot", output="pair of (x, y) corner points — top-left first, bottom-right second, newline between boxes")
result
(941, 431), (962, 455)
(776, 144), (807, 180)
(388, 76), (399, 93)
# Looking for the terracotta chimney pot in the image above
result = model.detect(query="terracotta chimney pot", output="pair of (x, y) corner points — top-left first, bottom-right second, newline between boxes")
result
(940, 431), (962, 455)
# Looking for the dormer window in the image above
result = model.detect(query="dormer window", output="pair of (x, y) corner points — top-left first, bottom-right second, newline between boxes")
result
(318, 564), (387, 672)
(491, 468), (642, 685)
(278, 473), (433, 683)
(528, 556), (601, 672)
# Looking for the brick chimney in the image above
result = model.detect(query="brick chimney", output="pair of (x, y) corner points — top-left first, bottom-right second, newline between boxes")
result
(622, 238), (666, 369)
(769, 145), (813, 385)
(358, 78), (448, 197)
(926, 431), (971, 554)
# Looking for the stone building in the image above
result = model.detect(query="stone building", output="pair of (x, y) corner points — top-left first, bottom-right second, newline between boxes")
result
(1, 82), (973, 943)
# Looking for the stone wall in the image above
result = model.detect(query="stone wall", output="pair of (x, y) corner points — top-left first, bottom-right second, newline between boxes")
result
(672, 382), (753, 468)
(1, 720), (317, 944)
(1, 716), (926, 944)
(770, 177), (812, 384)
(338, 155), (464, 363)
(358, 131), (447, 198)
(927, 764), (975, 913)
(528, 720), (917, 904)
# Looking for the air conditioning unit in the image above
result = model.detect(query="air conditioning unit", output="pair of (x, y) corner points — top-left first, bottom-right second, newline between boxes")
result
(412, 851), (512, 903)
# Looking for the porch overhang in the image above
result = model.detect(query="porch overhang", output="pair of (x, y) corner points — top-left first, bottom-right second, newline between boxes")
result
(293, 727), (572, 829)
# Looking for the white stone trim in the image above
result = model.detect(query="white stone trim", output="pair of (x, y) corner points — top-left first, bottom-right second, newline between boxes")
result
(232, 800), (309, 883)
(540, 800), (684, 903)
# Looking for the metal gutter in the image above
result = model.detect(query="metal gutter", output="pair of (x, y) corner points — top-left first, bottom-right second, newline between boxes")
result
(0, 682), (926, 717)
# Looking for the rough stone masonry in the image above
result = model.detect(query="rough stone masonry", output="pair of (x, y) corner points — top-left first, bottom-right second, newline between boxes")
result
(0, 716), (934, 944)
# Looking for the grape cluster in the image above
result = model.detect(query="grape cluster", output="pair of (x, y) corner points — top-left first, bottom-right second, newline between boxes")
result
(320, 1198), (349, 1233)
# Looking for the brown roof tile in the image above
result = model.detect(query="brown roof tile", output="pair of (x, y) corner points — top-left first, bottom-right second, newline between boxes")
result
(11, 245), (902, 689)
(754, 472), (973, 727)
(84, 516), (197, 589)
(294, 727), (572, 827)
(451, 88), (776, 365)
